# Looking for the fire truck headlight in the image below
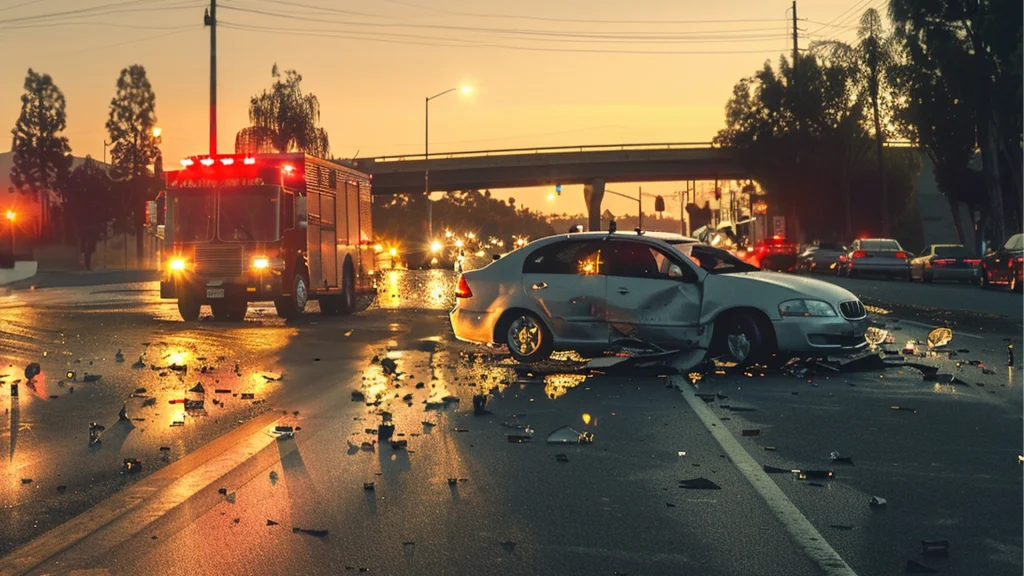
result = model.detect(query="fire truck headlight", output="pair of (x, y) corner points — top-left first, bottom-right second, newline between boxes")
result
(251, 257), (270, 270)
(169, 258), (187, 272)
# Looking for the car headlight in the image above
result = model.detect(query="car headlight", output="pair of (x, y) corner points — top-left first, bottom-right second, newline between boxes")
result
(169, 257), (187, 272)
(779, 299), (837, 317)
(251, 257), (270, 270)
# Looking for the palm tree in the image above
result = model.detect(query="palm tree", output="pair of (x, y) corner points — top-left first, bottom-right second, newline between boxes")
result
(236, 65), (330, 157)
(811, 7), (896, 237)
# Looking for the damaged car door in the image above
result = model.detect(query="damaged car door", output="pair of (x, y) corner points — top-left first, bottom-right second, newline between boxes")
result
(604, 238), (703, 348)
(521, 238), (610, 349)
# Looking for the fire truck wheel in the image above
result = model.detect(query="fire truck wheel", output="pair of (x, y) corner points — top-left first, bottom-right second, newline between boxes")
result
(177, 293), (201, 322)
(340, 261), (356, 315)
(275, 267), (309, 319)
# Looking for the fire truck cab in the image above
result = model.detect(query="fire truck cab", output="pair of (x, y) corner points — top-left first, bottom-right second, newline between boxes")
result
(161, 152), (375, 321)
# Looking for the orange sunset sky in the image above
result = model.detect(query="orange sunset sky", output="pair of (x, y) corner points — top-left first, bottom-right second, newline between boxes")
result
(1, 0), (878, 216)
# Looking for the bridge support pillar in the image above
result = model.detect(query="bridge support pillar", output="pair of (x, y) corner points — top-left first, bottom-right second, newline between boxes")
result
(583, 178), (605, 232)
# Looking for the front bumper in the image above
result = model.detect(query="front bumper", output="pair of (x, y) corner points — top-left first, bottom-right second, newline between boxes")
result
(773, 315), (870, 355)
(450, 307), (503, 344)
(161, 271), (283, 301)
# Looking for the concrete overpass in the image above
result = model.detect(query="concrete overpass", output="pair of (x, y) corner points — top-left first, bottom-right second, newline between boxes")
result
(353, 142), (744, 231)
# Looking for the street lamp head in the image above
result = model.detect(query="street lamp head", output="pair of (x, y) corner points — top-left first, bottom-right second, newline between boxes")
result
(461, 86), (472, 95)
(152, 127), (162, 138)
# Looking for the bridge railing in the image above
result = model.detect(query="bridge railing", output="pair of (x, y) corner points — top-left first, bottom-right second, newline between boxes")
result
(364, 142), (718, 163)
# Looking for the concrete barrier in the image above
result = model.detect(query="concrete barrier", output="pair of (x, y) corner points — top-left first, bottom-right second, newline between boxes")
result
(0, 260), (37, 285)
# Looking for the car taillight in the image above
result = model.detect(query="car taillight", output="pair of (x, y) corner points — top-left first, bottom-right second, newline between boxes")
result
(964, 259), (981, 266)
(852, 251), (866, 259)
(839, 255), (847, 262)
(932, 258), (954, 266)
(455, 275), (472, 298)
(895, 251), (907, 259)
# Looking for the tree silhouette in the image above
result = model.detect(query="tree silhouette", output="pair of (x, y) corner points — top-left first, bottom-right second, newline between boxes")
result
(10, 68), (72, 241)
(62, 156), (113, 269)
(106, 64), (161, 261)
(237, 65), (330, 157)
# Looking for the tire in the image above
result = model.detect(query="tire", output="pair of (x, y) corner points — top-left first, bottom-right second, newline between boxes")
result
(504, 311), (553, 364)
(340, 261), (356, 315)
(212, 298), (247, 322)
(714, 312), (766, 365)
(1011, 275), (1020, 293)
(275, 267), (309, 319)
(177, 290), (201, 322)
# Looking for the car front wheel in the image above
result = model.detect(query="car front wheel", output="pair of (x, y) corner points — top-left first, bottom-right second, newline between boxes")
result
(715, 312), (766, 365)
(505, 312), (553, 364)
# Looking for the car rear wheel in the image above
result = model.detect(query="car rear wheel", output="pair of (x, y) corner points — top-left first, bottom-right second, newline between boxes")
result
(505, 312), (553, 364)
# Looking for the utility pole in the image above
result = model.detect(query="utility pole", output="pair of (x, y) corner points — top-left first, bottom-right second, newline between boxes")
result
(791, 1), (798, 77)
(206, 0), (217, 155)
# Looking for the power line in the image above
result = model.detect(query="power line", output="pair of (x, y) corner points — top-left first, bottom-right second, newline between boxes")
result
(220, 4), (796, 42)
(220, 20), (790, 55)
(0, 0), (203, 27)
(255, 0), (790, 26)
(806, 0), (873, 37)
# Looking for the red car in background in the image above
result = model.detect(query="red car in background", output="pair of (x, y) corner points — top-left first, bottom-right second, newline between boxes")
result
(980, 233), (1023, 291)
(754, 236), (799, 271)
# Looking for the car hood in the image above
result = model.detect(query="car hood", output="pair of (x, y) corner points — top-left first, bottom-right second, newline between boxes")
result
(720, 271), (858, 303)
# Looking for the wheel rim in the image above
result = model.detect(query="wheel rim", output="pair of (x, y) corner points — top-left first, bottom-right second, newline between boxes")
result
(727, 332), (751, 363)
(295, 277), (308, 309)
(508, 316), (541, 357)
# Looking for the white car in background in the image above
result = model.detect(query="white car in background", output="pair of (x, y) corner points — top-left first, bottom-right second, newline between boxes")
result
(450, 231), (869, 364)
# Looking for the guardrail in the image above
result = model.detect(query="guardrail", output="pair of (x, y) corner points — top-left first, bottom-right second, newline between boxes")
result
(363, 142), (719, 163)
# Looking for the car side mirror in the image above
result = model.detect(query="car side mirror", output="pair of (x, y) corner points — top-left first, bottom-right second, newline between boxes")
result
(668, 264), (684, 278)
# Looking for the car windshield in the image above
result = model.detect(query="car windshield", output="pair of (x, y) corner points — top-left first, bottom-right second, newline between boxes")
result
(1005, 234), (1023, 251)
(934, 245), (972, 258)
(170, 188), (216, 242)
(670, 241), (759, 274)
(218, 186), (280, 242)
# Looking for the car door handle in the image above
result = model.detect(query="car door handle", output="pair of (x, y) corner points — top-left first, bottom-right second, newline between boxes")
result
(616, 287), (630, 295)
(532, 282), (548, 290)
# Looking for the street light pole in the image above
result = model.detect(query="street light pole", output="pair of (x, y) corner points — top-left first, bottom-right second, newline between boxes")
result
(425, 86), (470, 241)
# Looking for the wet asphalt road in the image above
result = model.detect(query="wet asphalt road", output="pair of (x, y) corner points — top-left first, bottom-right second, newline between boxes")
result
(1, 269), (1022, 576)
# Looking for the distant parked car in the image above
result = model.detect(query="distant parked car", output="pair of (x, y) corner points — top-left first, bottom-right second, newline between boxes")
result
(909, 244), (980, 283)
(449, 231), (869, 365)
(754, 236), (799, 272)
(837, 238), (910, 280)
(797, 242), (848, 273)
(980, 233), (1023, 291)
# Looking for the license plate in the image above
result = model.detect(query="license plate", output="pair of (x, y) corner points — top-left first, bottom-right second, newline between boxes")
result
(206, 288), (225, 299)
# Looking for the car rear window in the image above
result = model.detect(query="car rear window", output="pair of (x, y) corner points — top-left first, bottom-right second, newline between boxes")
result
(861, 240), (901, 251)
(934, 245), (972, 257)
(1005, 234), (1023, 251)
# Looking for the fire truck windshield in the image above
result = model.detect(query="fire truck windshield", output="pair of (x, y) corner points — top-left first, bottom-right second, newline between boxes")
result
(171, 189), (216, 242)
(218, 185), (281, 242)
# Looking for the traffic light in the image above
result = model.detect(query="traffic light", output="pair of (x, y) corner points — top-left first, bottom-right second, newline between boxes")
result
(654, 195), (665, 212)
(555, 184), (561, 196)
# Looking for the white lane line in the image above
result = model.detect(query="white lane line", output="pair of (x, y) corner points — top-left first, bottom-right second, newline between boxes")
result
(671, 376), (858, 576)
(895, 319), (984, 339)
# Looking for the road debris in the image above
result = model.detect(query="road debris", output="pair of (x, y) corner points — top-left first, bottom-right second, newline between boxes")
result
(555, 453), (569, 462)
(21, 478), (32, 484)
(24, 363), (40, 380)
(472, 394), (489, 414)
(794, 469), (833, 480)
(546, 425), (594, 444)
(506, 434), (532, 443)
(926, 327), (953, 349)
(292, 528), (329, 538)
(869, 496), (887, 508)
(269, 471), (279, 486)
(740, 429), (761, 437)
(679, 477), (721, 490)
(119, 403), (130, 421)
(185, 383), (205, 410)
(921, 540), (949, 556)
(364, 482), (375, 491)
(267, 519), (279, 526)
(115, 349), (125, 363)
(380, 357), (398, 375)
(830, 451), (854, 465)
(904, 559), (938, 574)
(122, 458), (142, 474)
(890, 405), (918, 414)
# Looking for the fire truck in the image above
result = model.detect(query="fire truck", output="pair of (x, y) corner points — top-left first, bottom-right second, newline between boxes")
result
(160, 152), (375, 321)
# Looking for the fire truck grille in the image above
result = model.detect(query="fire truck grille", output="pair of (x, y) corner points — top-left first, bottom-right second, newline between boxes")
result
(194, 244), (244, 277)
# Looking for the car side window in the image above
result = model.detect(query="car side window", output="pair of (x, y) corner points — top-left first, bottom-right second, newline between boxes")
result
(606, 240), (697, 282)
(522, 240), (606, 275)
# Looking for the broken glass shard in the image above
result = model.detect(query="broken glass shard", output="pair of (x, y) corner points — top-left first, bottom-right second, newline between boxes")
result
(546, 425), (593, 444)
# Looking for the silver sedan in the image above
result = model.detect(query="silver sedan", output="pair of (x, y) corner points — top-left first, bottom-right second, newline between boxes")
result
(450, 231), (869, 364)
(909, 244), (981, 283)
